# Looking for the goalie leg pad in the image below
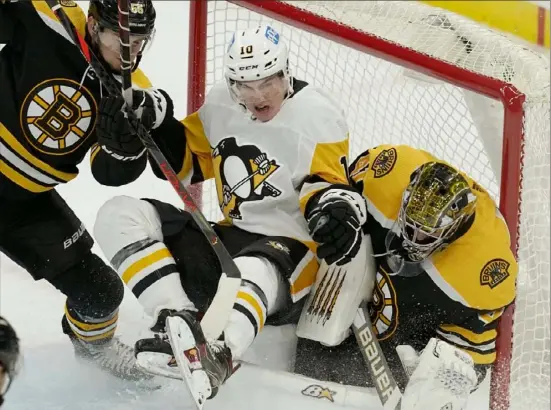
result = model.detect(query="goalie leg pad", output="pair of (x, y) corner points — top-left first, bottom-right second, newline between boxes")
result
(401, 338), (478, 410)
(296, 234), (376, 346)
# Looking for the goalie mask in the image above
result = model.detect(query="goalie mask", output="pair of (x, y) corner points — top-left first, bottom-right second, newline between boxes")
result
(388, 162), (477, 265)
(224, 25), (293, 122)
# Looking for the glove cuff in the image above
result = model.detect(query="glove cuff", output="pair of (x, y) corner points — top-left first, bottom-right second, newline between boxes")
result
(100, 144), (147, 161)
(145, 88), (174, 130)
(310, 185), (367, 225)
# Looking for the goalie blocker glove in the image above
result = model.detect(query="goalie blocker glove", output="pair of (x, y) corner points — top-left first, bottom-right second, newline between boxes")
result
(306, 186), (367, 266)
(96, 88), (172, 160)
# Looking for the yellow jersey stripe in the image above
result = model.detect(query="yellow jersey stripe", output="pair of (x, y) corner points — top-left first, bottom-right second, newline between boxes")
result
(291, 256), (319, 297)
(0, 160), (53, 193)
(0, 125), (77, 181)
(439, 324), (497, 345)
(462, 347), (496, 365)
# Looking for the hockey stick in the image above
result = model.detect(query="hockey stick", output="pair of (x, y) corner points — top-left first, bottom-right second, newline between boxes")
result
(352, 303), (403, 410)
(46, 0), (241, 341)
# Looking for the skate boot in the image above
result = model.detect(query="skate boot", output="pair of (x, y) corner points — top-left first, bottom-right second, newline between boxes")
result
(166, 310), (235, 402)
(62, 316), (153, 383)
(136, 309), (235, 401)
(134, 308), (187, 379)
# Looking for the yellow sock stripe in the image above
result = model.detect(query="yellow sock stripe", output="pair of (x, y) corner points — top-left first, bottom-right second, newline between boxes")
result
(0, 160), (53, 192)
(65, 306), (119, 332)
(121, 247), (172, 284)
(237, 291), (265, 331)
(73, 328), (117, 343)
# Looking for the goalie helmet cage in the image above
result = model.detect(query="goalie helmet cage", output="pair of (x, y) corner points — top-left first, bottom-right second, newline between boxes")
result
(186, 1), (550, 409)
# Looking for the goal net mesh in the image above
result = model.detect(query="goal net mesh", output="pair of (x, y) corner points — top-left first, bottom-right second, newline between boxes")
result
(192, 2), (550, 409)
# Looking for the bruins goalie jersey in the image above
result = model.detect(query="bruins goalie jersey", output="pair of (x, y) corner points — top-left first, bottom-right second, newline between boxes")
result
(150, 79), (350, 246)
(349, 144), (518, 372)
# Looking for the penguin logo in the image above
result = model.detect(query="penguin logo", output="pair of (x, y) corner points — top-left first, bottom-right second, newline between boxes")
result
(212, 137), (282, 220)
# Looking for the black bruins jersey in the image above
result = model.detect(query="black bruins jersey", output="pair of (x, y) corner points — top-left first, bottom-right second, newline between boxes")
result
(0, 1), (151, 199)
(349, 144), (517, 368)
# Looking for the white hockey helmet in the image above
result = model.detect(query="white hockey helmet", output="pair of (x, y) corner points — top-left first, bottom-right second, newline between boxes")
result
(224, 25), (292, 89)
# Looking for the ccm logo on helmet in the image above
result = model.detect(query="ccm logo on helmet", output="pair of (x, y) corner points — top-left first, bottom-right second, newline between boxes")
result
(239, 65), (259, 71)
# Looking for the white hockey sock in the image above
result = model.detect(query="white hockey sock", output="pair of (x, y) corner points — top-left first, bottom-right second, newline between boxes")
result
(114, 239), (196, 318)
(94, 196), (195, 319)
(223, 256), (286, 360)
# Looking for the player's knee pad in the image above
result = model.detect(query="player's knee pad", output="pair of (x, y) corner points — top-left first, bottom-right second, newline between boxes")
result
(50, 252), (124, 319)
(94, 195), (164, 262)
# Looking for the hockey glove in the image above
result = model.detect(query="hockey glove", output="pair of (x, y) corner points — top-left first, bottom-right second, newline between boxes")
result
(96, 89), (170, 160)
(399, 338), (478, 410)
(306, 187), (367, 266)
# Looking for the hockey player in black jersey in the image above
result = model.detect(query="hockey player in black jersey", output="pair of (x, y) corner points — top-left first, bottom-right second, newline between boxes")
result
(0, 316), (19, 407)
(0, 0), (169, 381)
(299, 145), (518, 410)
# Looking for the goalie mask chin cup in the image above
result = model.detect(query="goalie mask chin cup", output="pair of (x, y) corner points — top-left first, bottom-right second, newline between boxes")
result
(384, 229), (425, 277)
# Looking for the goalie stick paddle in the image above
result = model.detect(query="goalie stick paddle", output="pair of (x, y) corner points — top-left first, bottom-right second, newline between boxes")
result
(46, 0), (241, 341)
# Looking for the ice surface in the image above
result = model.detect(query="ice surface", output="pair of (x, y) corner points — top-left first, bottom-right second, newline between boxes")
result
(1, 1), (539, 409)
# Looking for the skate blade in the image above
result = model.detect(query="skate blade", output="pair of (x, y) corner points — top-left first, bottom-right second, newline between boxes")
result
(166, 316), (212, 410)
(136, 351), (183, 380)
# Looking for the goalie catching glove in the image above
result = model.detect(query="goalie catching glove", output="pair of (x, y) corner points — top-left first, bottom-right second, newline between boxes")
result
(306, 187), (367, 266)
(397, 338), (479, 410)
(96, 88), (171, 160)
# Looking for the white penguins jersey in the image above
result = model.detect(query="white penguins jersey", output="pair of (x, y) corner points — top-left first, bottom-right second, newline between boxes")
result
(173, 79), (350, 248)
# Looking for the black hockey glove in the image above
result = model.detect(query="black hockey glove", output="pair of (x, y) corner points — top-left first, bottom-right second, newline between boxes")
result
(96, 89), (171, 160)
(306, 187), (367, 266)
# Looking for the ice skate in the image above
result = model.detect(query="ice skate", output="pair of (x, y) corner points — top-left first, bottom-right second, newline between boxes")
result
(161, 310), (235, 409)
(62, 317), (154, 383)
(134, 308), (186, 380)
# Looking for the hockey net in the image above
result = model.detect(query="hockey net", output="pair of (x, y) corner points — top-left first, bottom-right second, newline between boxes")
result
(187, 1), (550, 409)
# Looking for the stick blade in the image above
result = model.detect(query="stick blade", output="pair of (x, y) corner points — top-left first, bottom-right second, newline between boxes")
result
(199, 274), (242, 340)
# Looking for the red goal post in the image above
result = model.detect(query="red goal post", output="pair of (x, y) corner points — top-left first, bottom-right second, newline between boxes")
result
(187, 2), (550, 409)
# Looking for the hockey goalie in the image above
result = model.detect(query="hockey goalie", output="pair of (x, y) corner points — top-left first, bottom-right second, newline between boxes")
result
(296, 144), (518, 410)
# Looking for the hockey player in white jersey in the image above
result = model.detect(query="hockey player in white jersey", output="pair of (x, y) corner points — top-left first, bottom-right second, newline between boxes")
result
(93, 25), (366, 403)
